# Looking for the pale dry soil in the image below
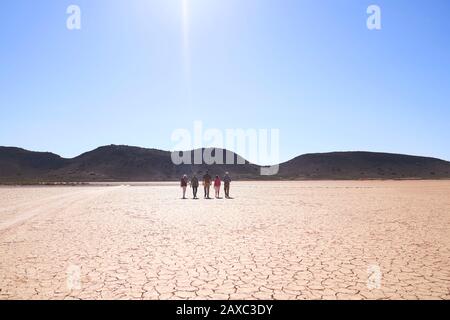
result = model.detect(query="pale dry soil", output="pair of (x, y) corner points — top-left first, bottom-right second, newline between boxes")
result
(0, 181), (449, 300)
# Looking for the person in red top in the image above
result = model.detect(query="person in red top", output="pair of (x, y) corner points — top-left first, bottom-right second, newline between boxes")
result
(180, 174), (188, 199)
(214, 175), (221, 198)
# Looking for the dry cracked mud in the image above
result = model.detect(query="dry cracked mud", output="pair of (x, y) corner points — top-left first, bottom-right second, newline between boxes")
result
(0, 181), (449, 300)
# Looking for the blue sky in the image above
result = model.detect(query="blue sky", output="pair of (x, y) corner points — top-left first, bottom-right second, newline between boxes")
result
(1, 0), (449, 163)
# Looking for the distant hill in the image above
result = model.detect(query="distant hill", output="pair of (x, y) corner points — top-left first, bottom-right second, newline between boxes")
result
(278, 151), (450, 180)
(0, 145), (449, 183)
(0, 147), (68, 182)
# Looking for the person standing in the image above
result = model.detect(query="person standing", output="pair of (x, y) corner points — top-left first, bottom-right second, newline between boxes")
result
(214, 175), (221, 198)
(190, 174), (199, 199)
(223, 172), (232, 198)
(203, 171), (212, 199)
(180, 174), (188, 199)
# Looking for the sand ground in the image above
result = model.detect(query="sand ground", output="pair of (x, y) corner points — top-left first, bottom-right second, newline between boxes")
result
(0, 181), (449, 300)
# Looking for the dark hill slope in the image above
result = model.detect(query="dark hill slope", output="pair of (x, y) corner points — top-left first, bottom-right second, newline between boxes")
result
(0, 146), (449, 183)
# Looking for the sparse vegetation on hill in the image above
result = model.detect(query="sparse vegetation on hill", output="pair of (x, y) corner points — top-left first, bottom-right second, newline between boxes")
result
(1, 145), (449, 183)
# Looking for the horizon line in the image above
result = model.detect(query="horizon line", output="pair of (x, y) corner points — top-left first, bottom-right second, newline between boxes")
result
(1, 144), (449, 165)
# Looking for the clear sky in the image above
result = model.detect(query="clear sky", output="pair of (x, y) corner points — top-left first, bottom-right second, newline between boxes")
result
(1, 0), (449, 163)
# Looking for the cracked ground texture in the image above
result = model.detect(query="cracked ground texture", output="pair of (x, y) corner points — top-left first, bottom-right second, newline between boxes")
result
(0, 181), (449, 300)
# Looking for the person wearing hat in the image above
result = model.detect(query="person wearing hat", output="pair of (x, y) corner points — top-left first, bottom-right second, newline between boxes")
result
(223, 172), (232, 198)
(180, 174), (188, 199)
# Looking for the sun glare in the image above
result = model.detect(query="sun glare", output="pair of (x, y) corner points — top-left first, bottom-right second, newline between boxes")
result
(181, 0), (192, 104)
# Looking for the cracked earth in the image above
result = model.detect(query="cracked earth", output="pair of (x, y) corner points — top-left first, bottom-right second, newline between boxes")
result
(0, 181), (449, 300)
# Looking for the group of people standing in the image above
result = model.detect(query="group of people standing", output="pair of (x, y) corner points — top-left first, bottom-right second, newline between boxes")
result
(180, 171), (232, 199)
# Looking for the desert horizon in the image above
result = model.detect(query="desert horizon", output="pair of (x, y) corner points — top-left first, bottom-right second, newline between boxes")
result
(1, 180), (449, 300)
(2, 145), (450, 184)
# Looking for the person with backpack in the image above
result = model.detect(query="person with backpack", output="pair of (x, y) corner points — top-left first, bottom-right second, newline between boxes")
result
(223, 172), (232, 198)
(180, 174), (188, 199)
(203, 171), (212, 199)
(190, 174), (199, 199)
(214, 175), (221, 198)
